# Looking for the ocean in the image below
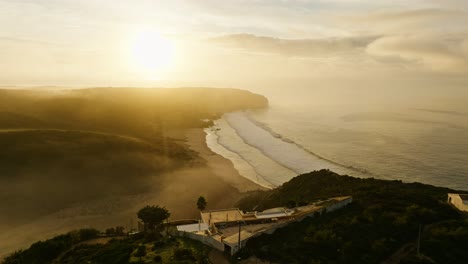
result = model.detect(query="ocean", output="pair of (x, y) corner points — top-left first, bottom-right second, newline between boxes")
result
(206, 86), (468, 191)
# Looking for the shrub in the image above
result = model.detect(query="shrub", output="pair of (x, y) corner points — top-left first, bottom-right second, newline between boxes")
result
(134, 245), (146, 258)
(173, 248), (195, 261)
(153, 241), (165, 249)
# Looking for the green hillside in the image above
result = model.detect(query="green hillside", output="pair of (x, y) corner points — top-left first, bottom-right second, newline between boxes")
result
(236, 170), (468, 264)
(2, 229), (211, 264)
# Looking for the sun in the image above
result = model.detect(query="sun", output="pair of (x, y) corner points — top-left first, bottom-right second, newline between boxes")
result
(130, 29), (175, 78)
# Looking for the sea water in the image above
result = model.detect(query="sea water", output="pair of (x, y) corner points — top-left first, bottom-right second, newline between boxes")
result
(206, 87), (468, 191)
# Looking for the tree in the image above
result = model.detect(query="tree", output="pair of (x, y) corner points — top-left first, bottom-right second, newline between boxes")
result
(137, 205), (170, 231)
(105, 227), (115, 236)
(115, 226), (125, 235)
(197, 196), (207, 211)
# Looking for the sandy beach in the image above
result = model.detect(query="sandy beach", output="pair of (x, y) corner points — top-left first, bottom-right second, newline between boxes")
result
(0, 128), (264, 258)
(183, 128), (266, 193)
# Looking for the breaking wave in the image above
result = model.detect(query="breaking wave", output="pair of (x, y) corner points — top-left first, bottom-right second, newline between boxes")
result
(206, 111), (374, 188)
(243, 113), (371, 175)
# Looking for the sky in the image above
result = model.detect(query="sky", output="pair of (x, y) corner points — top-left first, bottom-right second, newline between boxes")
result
(1, 0), (468, 88)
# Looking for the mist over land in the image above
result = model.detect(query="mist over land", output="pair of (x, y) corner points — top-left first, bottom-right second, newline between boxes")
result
(0, 87), (268, 256)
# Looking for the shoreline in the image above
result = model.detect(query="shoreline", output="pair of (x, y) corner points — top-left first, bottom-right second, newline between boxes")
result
(183, 128), (267, 193)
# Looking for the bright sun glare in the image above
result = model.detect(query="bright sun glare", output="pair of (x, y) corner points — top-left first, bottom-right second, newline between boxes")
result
(131, 30), (175, 79)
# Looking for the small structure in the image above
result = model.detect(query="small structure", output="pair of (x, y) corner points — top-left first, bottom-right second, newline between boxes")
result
(201, 208), (244, 226)
(448, 193), (468, 212)
(222, 230), (254, 254)
(177, 223), (209, 233)
(255, 207), (293, 219)
(175, 196), (353, 255)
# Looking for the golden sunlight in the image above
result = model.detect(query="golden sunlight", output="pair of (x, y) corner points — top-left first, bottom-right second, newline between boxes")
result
(130, 29), (175, 79)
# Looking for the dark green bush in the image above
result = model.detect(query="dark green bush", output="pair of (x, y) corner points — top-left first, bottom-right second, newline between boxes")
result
(173, 248), (195, 261)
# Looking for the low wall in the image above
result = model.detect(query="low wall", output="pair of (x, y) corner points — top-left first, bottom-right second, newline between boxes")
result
(176, 231), (225, 251)
(326, 197), (353, 212)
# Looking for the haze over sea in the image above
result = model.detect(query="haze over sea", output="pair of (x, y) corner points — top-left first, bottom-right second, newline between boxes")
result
(207, 85), (468, 191)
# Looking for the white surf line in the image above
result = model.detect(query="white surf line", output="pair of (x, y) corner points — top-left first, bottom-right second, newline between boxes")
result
(244, 112), (372, 176)
(213, 117), (298, 186)
(208, 117), (297, 187)
(224, 112), (348, 176)
(204, 126), (275, 189)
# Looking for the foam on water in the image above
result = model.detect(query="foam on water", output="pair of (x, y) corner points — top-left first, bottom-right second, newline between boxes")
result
(247, 104), (468, 191)
(205, 118), (296, 187)
(224, 112), (356, 175)
(206, 104), (468, 191)
(205, 111), (364, 187)
(205, 126), (276, 188)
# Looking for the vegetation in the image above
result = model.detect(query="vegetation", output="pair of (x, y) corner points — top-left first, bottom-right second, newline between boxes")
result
(197, 196), (207, 211)
(137, 205), (171, 231)
(415, 219), (468, 263)
(105, 226), (126, 236)
(2, 229), (99, 264)
(4, 169), (467, 263)
(236, 169), (467, 264)
(2, 231), (211, 264)
(58, 239), (135, 264)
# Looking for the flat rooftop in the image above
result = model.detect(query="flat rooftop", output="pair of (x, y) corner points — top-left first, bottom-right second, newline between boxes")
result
(219, 222), (284, 238)
(177, 223), (209, 233)
(223, 230), (254, 246)
(201, 208), (244, 225)
(459, 194), (468, 202)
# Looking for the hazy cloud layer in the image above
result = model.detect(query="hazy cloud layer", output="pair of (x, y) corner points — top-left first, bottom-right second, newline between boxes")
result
(367, 34), (468, 73)
(209, 34), (377, 58)
(340, 8), (468, 34)
(1, 0), (468, 85)
(209, 31), (468, 74)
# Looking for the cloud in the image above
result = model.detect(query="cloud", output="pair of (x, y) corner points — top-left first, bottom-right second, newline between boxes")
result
(366, 34), (468, 73)
(339, 8), (468, 35)
(208, 32), (468, 75)
(209, 33), (377, 58)
(357, 8), (465, 23)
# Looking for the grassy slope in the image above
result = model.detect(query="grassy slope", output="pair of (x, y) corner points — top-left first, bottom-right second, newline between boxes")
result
(2, 229), (211, 264)
(0, 87), (268, 226)
(236, 170), (468, 264)
(0, 130), (191, 224)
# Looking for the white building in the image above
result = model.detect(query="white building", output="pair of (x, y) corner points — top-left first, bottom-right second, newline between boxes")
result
(175, 196), (353, 256)
(448, 193), (468, 212)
